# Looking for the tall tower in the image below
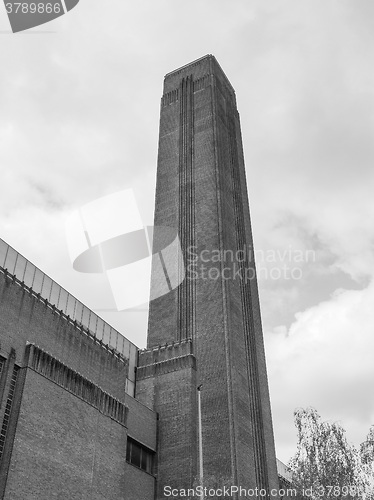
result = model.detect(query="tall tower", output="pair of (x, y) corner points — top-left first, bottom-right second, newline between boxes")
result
(137, 55), (279, 498)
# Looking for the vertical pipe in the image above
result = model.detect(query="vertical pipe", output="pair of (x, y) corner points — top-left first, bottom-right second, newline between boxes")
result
(197, 384), (204, 498)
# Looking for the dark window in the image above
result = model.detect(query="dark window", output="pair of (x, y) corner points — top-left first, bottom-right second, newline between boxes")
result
(141, 450), (148, 471)
(126, 437), (154, 474)
(131, 442), (141, 468)
(0, 365), (19, 461)
(0, 357), (5, 380)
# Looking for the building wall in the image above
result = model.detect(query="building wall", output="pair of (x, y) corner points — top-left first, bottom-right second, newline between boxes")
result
(146, 54), (279, 496)
(0, 271), (128, 400)
(126, 390), (157, 450)
(3, 368), (128, 500)
(123, 464), (155, 500)
(0, 270), (157, 499)
(137, 340), (198, 498)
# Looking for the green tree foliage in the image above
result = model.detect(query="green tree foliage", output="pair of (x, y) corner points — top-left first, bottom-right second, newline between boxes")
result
(288, 408), (373, 500)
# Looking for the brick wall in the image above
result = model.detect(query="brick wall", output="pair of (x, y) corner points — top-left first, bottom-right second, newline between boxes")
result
(0, 271), (157, 499)
(146, 55), (279, 496)
(3, 368), (127, 500)
(126, 393), (157, 450)
(0, 272), (128, 400)
(124, 463), (155, 500)
(136, 341), (198, 499)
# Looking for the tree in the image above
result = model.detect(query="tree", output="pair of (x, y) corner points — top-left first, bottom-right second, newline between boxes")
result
(361, 426), (374, 466)
(288, 408), (373, 500)
(360, 426), (374, 499)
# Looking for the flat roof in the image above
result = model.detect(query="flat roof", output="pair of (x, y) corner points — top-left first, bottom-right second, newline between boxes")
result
(0, 237), (138, 391)
(164, 54), (236, 94)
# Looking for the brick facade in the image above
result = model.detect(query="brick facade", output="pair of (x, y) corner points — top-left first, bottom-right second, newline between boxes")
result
(146, 54), (279, 497)
(137, 340), (198, 498)
(0, 269), (156, 499)
(0, 55), (281, 500)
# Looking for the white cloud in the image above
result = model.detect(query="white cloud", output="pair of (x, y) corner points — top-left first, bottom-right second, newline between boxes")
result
(266, 280), (374, 462)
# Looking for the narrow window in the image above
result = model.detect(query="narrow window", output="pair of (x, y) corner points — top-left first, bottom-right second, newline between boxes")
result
(131, 442), (141, 468)
(0, 365), (19, 461)
(126, 437), (154, 474)
(0, 357), (5, 379)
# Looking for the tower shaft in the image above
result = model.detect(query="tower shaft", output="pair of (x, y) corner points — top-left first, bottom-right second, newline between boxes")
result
(138, 55), (279, 498)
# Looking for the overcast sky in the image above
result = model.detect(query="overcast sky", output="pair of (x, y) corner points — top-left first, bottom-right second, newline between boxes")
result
(1, 0), (373, 463)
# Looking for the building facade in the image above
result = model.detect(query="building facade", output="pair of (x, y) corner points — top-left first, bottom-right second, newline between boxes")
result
(0, 239), (157, 500)
(138, 54), (279, 497)
(0, 55), (279, 499)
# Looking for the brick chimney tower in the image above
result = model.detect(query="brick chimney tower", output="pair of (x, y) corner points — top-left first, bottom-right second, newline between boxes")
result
(137, 55), (279, 499)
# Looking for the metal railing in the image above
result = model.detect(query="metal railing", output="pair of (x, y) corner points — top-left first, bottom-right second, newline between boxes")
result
(0, 238), (137, 395)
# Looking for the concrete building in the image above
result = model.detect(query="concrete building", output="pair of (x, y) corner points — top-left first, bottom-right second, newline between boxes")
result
(0, 55), (279, 499)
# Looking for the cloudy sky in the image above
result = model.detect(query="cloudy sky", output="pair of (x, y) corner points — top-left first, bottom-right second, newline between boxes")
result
(1, 0), (374, 463)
